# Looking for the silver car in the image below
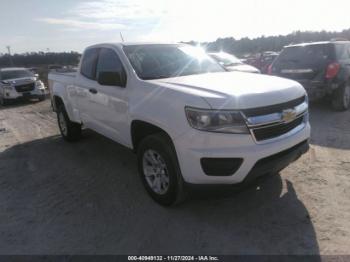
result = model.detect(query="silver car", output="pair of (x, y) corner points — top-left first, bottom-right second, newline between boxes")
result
(209, 52), (261, 74)
(0, 67), (47, 106)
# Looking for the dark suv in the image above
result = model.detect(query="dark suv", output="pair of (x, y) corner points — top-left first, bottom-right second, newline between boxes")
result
(269, 41), (350, 111)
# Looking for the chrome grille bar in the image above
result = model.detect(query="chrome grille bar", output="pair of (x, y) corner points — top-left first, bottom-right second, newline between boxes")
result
(244, 101), (308, 128)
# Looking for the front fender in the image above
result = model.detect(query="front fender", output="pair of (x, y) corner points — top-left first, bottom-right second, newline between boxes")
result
(128, 82), (210, 141)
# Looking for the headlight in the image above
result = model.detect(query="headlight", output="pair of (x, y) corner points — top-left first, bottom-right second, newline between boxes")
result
(35, 81), (45, 89)
(185, 107), (249, 134)
(305, 93), (309, 105)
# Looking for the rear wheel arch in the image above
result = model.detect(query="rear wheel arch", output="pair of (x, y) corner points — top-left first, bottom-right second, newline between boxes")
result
(52, 95), (78, 122)
(53, 95), (65, 111)
(56, 104), (82, 142)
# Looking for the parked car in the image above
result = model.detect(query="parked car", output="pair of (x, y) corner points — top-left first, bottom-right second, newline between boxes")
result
(269, 41), (350, 111)
(245, 52), (279, 74)
(49, 43), (310, 205)
(0, 67), (47, 106)
(259, 52), (279, 74)
(208, 52), (260, 73)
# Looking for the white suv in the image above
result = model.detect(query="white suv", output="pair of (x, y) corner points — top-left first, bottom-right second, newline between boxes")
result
(0, 67), (47, 106)
(49, 43), (310, 205)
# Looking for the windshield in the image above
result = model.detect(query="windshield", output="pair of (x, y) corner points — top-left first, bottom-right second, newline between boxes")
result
(209, 52), (243, 66)
(123, 44), (225, 80)
(0, 69), (34, 80)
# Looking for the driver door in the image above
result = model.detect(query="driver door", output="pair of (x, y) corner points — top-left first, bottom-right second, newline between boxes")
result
(88, 47), (129, 146)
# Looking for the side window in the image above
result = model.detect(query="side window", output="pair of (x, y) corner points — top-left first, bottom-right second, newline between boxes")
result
(80, 48), (99, 80)
(96, 48), (124, 80)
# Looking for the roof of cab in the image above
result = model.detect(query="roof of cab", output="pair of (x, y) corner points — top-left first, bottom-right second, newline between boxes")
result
(86, 42), (181, 49)
(122, 42), (179, 46)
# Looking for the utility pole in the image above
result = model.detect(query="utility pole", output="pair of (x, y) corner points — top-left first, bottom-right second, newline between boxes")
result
(6, 46), (14, 66)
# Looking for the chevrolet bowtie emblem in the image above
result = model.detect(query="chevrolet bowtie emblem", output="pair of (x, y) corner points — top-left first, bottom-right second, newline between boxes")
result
(282, 109), (297, 123)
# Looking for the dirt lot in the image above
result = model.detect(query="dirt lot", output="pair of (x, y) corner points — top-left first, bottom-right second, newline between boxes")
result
(0, 99), (349, 255)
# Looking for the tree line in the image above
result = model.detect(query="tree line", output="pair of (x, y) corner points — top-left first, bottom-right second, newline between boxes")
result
(1, 28), (350, 68)
(0, 51), (81, 68)
(186, 28), (350, 56)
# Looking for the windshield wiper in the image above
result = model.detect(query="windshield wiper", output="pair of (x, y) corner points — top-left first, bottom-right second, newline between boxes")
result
(142, 75), (170, 80)
(226, 62), (242, 66)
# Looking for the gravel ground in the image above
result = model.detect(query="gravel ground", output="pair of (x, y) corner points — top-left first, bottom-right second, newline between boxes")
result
(0, 99), (349, 255)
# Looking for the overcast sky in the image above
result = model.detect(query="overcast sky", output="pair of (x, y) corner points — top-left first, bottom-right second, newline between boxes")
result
(0, 0), (349, 54)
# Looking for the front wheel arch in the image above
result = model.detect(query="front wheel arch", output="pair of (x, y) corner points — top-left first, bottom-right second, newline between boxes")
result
(130, 120), (174, 152)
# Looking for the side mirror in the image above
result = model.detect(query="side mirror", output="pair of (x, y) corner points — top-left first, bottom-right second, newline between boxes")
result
(97, 71), (126, 87)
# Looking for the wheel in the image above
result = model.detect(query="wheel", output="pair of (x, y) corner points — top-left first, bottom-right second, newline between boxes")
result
(331, 82), (350, 111)
(57, 104), (82, 142)
(137, 133), (186, 206)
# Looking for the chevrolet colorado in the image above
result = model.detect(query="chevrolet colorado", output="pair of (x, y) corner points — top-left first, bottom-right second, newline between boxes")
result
(48, 43), (310, 205)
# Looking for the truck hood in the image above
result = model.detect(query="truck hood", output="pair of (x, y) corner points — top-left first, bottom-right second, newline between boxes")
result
(150, 72), (306, 109)
(2, 77), (36, 85)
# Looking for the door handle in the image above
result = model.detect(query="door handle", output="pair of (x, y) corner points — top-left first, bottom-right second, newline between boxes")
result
(89, 88), (98, 94)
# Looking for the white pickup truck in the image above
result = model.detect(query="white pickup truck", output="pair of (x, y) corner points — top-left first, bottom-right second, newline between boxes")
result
(48, 43), (310, 205)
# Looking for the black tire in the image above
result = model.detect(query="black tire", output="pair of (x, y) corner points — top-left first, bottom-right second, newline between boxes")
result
(57, 104), (82, 142)
(137, 133), (186, 206)
(331, 82), (350, 111)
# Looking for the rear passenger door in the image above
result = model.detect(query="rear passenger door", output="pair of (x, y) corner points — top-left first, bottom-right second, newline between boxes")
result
(89, 47), (130, 146)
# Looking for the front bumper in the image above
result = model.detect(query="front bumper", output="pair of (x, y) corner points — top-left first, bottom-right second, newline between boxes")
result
(2, 87), (48, 100)
(173, 122), (311, 184)
(243, 140), (309, 183)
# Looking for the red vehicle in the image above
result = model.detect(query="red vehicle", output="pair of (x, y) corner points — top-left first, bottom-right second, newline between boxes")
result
(246, 52), (279, 74)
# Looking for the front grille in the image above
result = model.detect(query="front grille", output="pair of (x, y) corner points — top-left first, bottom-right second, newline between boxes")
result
(242, 96), (306, 117)
(252, 116), (304, 142)
(15, 83), (35, 92)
